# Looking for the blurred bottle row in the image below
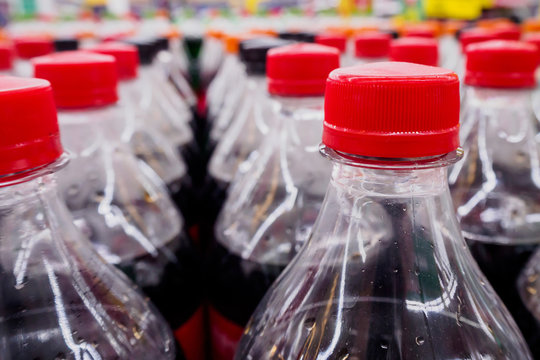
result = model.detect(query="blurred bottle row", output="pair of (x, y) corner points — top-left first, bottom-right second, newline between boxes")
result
(0, 15), (538, 360)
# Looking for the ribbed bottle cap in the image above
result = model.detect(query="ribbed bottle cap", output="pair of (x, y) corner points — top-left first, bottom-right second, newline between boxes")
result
(33, 51), (118, 108)
(0, 42), (14, 70)
(14, 35), (54, 59)
(88, 42), (139, 80)
(239, 37), (292, 75)
(354, 32), (391, 59)
(267, 43), (339, 96)
(53, 38), (79, 52)
(389, 37), (438, 66)
(315, 33), (347, 53)
(465, 40), (538, 88)
(0, 77), (63, 175)
(491, 23), (521, 41)
(323, 62), (460, 158)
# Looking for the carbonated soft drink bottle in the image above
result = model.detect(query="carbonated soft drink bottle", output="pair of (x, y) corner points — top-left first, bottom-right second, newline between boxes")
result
(87, 42), (191, 227)
(449, 40), (540, 358)
(389, 36), (438, 66)
(236, 61), (532, 359)
(353, 32), (391, 64)
(0, 76), (179, 360)
(204, 37), (291, 241)
(207, 43), (339, 360)
(32, 51), (205, 360)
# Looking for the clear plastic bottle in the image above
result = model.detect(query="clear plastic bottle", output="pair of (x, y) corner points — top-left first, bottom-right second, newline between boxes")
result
(32, 51), (205, 360)
(206, 33), (251, 126)
(204, 37), (291, 241)
(86, 42), (191, 224)
(0, 76), (178, 360)
(389, 36), (439, 66)
(13, 35), (54, 77)
(449, 40), (540, 358)
(353, 32), (391, 65)
(207, 43), (339, 360)
(236, 62), (532, 360)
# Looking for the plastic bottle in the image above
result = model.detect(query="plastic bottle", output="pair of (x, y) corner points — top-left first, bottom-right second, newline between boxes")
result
(389, 36), (439, 66)
(0, 76), (179, 359)
(236, 61), (532, 359)
(204, 37), (291, 240)
(13, 35), (54, 77)
(353, 32), (391, 64)
(86, 42), (190, 223)
(449, 40), (539, 358)
(32, 51), (205, 360)
(207, 43), (339, 360)
(518, 249), (540, 358)
(206, 33), (252, 127)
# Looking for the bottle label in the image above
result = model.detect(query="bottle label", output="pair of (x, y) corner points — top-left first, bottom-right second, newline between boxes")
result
(208, 305), (245, 360)
(174, 305), (206, 360)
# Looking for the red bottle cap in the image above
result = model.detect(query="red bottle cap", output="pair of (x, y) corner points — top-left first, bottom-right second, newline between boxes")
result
(402, 26), (436, 38)
(87, 42), (139, 80)
(323, 62), (460, 158)
(492, 23), (521, 41)
(524, 32), (540, 50)
(315, 33), (347, 53)
(13, 35), (54, 59)
(0, 43), (14, 70)
(459, 28), (500, 52)
(267, 43), (340, 96)
(33, 51), (118, 108)
(0, 77), (63, 175)
(389, 37), (438, 66)
(354, 32), (391, 59)
(465, 40), (538, 88)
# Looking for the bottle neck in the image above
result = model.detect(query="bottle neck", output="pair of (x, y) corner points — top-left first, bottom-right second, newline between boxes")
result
(465, 86), (533, 109)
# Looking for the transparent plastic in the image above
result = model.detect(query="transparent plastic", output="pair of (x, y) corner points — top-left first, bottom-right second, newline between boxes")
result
(200, 36), (224, 88)
(236, 149), (532, 359)
(56, 104), (205, 358)
(208, 76), (272, 184)
(518, 248), (540, 358)
(119, 80), (187, 188)
(207, 95), (331, 360)
(0, 159), (177, 359)
(207, 53), (244, 123)
(440, 34), (461, 73)
(138, 66), (194, 154)
(209, 66), (248, 145)
(450, 87), (540, 245)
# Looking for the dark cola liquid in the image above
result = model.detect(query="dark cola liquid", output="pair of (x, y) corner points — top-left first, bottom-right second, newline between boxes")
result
(207, 240), (286, 331)
(117, 234), (203, 333)
(0, 271), (181, 360)
(467, 241), (539, 358)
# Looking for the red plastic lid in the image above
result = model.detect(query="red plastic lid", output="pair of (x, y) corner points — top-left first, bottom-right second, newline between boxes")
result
(402, 26), (436, 38)
(0, 43), (14, 70)
(459, 28), (500, 51)
(354, 32), (391, 58)
(492, 24), (521, 41)
(0, 77), (63, 175)
(267, 43), (340, 96)
(315, 33), (347, 53)
(13, 35), (54, 59)
(323, 62), (460, 158)
(465, 40), (538, 88)
(389, 37), (438, 66)
(33, 51), (118, 108)
(87, 42), (139, 80)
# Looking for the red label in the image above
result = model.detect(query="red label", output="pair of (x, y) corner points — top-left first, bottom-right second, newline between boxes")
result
(208, 305), (245, 360)
(174, 306), (206, 360)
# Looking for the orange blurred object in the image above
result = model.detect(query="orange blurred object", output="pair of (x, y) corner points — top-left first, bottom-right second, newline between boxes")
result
(206, 29), (225, 40)
(249, 28), (278, 37)
(325, 25), (355, 38)
(224, 33), (257, 54)
(522, 18), (540, 33)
